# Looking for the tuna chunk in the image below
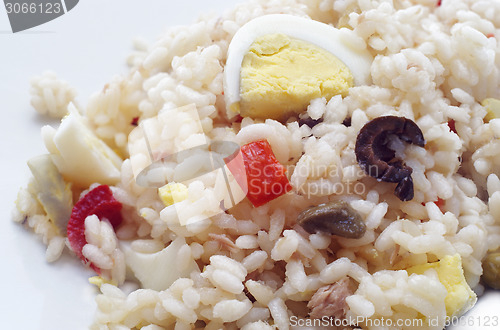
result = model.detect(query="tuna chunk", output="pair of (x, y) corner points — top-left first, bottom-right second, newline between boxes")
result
(208, 233), (238, 253)
(307, 277), (352, 319)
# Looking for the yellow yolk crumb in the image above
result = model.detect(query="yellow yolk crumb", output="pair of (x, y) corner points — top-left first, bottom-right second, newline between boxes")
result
(88, 276), (115, 288)
(407, 254), (477, 318)
(158, 182), (189, 207)
(239, 33), (353, 120)
(481, 98), (500, 122)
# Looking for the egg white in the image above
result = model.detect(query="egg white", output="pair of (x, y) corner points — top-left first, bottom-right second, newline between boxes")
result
(223, 14), (373, 115)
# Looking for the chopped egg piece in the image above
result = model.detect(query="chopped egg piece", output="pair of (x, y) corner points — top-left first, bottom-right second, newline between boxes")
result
(121, 237), (199, 291)
(224, 14), (373, 120)
(41, 104), (122, 187)
(27, 154), (73, 232)
(158, 182), (188, 206)
(240, 33), (353, 120)
(88, 276), (115, 288)
(407, 254), (477, 318)
(481, 98), (500, 122)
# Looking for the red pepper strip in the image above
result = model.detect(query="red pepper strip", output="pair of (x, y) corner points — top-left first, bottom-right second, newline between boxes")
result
(448, 119), (457, 134)
(67, 185), (122, 273)
(234, 140), (292, 207)
(233, 115), (244, 123)
(131, 116), (139, 126)
(437, 0), (442, 6)
(435, 197), (445, 212)
(421, 197), (445, 213)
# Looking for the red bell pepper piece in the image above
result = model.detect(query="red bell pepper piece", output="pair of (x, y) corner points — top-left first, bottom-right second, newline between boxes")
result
(448, 119), (457, 134)
(235, 140), (291, 207)
(422, 197), (445, 213)
(435, 197), (445, 212)
(67, 184), (122, 273)
(131, 116), (139, 126)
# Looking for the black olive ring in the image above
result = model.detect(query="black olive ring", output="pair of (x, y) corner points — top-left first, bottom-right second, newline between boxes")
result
(355, 116), (425, 201)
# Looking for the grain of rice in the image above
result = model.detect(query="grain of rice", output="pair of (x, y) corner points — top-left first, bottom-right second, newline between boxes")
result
(320, 257), (352, 284)
(45, 236), (66, 262)
(161, 296), (197, 324)
(285, 259), (308, 292)
(270, 235), (298, 261)
(235, 235), (259, 249)
(209, 255), (247, 280)
(241, 320), (274, 330)
(268, 297), (289, 330)
(209, 269), (244, 294)
(241, 250), (268, 273)
(213, 299), (252, 322)
(308, 233), (331, 250)
(236, 307), (271, 328)
(245, 280), (274, 306)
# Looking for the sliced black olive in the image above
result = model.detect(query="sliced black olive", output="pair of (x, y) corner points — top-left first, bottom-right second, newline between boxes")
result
(355, 116), (425, 201)
(298, 116), (323, 128)
(342, 117), (352, 127)
(297, 201), (366, 239)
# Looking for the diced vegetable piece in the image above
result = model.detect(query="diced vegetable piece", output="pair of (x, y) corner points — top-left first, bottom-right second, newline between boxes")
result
(158, 182), (188, 206)
(43, 104), (122, 187)
(481, 98), (500, 123)
(447, 119), (457, 134)
(27, 154), (73, 232)
(67, 185), (122, 272)
(422, 198), (446, 212)
(131, 116), (139, 126)
(236, 140), (291, 207)
(121, 237), (199, 291)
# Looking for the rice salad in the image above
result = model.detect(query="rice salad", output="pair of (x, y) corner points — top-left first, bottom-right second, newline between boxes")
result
(13, 0), (500, 329)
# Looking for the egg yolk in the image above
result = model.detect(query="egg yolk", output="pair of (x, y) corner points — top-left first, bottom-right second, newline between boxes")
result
(239, 33), (354, 120)
(481, 98), (500, 122)
(407, 254), (477, 318)
(158, 182), (188, 207)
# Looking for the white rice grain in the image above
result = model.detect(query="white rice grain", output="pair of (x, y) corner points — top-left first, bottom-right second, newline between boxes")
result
(212, 299), (252, 323)
(320, 257), (352, 284)
(241, 250), (268, 273)
(268, 297), (289, 330)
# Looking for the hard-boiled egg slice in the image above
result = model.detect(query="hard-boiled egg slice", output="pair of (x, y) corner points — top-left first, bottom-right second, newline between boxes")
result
(42, 104), (123, 187)
(407, 254), (477, 318)
(223, 14), (373, 120)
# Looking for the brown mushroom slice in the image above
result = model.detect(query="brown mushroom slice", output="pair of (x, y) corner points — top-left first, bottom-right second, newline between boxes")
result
(355, 116), (425, 201)
(297, 201), (366, 238)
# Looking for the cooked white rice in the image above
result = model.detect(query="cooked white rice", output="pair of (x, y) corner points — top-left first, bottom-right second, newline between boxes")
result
(29, 70), (78, 118)
(14, 0), (500, 329)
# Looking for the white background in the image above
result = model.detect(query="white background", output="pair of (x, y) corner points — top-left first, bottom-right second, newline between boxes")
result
(0, 0), (498, 329)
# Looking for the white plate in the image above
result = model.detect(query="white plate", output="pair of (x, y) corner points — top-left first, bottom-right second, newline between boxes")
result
(0, 1), (498, 329)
